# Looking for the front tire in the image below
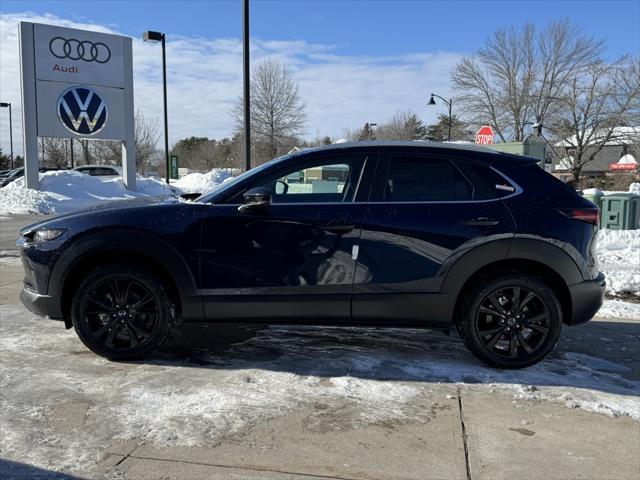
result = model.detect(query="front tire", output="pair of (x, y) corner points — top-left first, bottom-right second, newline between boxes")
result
(71, 266), (173, 360)
(458, 275), (562, 369)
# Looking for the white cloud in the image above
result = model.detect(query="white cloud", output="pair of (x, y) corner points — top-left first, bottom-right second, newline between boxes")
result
(0, 12), (462, 157)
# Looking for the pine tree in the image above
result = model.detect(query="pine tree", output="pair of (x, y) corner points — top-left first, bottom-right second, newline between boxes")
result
(425, 114), (471, 142)
(357, 123), (376, 141)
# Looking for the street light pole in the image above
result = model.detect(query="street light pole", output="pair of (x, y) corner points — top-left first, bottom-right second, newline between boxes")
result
(143, 30), (170, 183)
(428, 93), (453, 142)
(0, 102), (13, 169)
(161, 34), (169, 183)
(242, 0), (251, 171)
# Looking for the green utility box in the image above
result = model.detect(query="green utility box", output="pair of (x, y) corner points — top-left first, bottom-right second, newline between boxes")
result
(600, 193), (640, 230)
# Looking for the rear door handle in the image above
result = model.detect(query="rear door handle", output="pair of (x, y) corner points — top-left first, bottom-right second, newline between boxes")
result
(462, 217), (500, 227)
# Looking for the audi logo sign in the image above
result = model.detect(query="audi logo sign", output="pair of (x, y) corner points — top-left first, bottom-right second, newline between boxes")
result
(32, 23), (125, 89)
(57, 86), (108, 135)
(49, 37), (111, 63)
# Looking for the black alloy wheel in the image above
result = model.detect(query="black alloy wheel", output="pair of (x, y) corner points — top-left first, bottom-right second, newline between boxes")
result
(71, 266), (172, 359)
(459, 275), (562, 368)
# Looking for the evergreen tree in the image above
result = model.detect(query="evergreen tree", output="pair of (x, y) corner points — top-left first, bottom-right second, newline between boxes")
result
(357, 123), (376, 141)
(425, 114), (471, 142)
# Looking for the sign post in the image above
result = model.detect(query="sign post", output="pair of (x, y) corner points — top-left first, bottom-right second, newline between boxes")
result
(475, 125), (494, 145)
(19, 22), (136, 190)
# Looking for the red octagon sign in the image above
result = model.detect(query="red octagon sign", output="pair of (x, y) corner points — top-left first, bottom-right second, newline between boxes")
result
(475, 125), (494, 145)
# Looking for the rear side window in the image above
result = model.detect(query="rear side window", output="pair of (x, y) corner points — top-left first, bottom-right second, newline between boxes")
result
(384, 157), (472, 202)
(456, 162), (516, 200)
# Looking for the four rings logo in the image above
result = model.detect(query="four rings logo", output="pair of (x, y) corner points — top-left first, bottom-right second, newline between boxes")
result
(57, 86), (108, 135)
(49, 36), (111, 63)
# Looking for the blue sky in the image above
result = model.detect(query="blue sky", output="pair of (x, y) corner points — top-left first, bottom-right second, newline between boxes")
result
(0, 1), (638, 154)
(4, 0), (639, 58)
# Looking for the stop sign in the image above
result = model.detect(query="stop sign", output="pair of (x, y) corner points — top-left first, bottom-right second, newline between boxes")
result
(475, 125), (494, 145)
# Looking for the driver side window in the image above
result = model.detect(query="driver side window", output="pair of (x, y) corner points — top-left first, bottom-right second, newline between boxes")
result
(257, 157), (364, 204)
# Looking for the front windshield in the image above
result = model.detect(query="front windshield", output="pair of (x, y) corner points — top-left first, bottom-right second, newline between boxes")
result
(195, 154), (291, 202)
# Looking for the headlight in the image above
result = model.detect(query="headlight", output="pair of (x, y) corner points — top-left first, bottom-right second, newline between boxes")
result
(32, 229), (66, 242)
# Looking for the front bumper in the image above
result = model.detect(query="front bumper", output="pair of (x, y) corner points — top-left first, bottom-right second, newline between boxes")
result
(20, 287), (63, 320)
(566, 272), (606, 325)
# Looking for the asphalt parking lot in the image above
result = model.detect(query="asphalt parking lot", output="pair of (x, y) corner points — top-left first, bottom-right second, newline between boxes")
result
(0, 216), (639, 480)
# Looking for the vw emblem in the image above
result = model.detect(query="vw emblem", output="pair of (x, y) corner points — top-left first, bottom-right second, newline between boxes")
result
(49, 37), (111, 64)
(57, 86), (108, 136)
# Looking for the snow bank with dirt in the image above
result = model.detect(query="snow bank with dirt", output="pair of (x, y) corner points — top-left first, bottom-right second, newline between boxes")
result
(0, 170), (177, 215)
(172, 169), (235, 194)
(596, 229), (640, 297)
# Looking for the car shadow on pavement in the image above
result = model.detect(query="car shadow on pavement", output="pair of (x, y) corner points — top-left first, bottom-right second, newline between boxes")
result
(0, 458), (84, 479)
(143, 319), (640, 397)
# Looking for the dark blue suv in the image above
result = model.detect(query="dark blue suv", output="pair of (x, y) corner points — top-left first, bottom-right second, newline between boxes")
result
(18, 142), (605, 368)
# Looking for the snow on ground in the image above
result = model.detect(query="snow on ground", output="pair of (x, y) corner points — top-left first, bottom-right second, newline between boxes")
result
(596, 229), (640, 297)
(172, 168), (234, 194)
(0, 304), (637, 474)
(597, 298), (640, 318)
(0, 170), (176, 215)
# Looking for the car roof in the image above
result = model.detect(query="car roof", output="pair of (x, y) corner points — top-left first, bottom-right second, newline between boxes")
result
(296, 140), (501, 155)
(74, 165), (121, 169)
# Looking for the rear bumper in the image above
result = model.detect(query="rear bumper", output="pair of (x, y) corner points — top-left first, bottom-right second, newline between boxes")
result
(567, 272), (606, 325)
(20, 287), (63, 320)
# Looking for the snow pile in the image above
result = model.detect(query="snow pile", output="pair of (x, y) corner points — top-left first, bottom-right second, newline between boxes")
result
(173, 169), (234, 194)
(596, 229), (640, 296)
(629, 182), (640, 194)
(0, 170), (176, 215)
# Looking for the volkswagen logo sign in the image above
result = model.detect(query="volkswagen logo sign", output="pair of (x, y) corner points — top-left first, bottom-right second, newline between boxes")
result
(57, 86), (108, 136)
(49, 37), (111, 63)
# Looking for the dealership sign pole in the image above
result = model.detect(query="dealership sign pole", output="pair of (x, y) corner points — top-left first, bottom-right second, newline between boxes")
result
(19, 22), (136, 190)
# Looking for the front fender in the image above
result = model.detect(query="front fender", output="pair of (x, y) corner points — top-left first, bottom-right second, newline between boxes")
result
(49, 228), (201, 320)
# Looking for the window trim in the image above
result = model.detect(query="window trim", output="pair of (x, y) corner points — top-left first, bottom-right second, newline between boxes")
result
(369, 152), (522, 205)
(224, 154), (369, 205)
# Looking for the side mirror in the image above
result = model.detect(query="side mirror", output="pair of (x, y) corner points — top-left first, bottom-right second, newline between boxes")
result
(238, 187), (271, 214)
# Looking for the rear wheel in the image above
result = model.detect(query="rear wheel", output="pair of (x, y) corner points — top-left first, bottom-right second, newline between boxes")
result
(458, 275), (562, 368)
(71, 266), (173, 359)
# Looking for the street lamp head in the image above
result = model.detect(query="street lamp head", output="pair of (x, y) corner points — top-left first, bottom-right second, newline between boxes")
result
(427, 94), (436, 106)
(143, 31), (164, 43)
(0, 102), (10, 108)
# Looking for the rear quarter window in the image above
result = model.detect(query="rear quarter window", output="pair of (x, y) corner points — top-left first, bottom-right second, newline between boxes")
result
(456, 161), (516, 200)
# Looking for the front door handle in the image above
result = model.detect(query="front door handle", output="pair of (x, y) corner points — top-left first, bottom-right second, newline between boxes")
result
(462, 217), (500, 227)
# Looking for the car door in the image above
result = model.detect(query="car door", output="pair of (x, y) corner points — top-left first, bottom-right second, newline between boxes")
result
(199, 153), (374, 322)
(352, 150), (516, 325)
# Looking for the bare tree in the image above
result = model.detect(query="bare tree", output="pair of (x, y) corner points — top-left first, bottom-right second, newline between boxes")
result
(233, 58), (306, 163)
(549, 57), (640, 181)
(376, 111), (427, 140)
(39, 137), (69, 168)
(452, 20), (603, 142)
(92, 111), (161, 172)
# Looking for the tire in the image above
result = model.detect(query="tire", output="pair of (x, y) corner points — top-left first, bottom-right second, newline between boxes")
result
(457, 274), (562, 369)
(71, 265), (173, 360)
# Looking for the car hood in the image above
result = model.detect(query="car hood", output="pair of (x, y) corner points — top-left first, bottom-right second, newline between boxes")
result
(19, 196), (185, 234)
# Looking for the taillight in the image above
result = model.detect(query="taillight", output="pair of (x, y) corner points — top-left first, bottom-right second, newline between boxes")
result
(558, 208), (599, 225)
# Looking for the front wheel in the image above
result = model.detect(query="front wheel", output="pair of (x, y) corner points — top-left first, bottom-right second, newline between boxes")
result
(458, 275), (562, 369)
(71, 266), (173, 360)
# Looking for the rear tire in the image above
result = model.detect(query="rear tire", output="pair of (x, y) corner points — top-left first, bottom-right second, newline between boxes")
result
(71, 265), (173, 360)
(457, 274), (562, 369)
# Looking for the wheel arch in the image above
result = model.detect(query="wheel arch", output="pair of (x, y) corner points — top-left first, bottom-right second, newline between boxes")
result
(441, 238), (582, 326)
(51, 229), (201, 326)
